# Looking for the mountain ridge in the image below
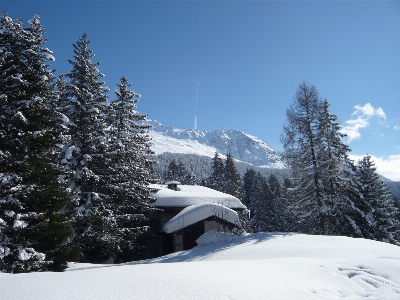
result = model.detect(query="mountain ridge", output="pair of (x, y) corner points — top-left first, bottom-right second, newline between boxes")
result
(146, 120), (285, 169)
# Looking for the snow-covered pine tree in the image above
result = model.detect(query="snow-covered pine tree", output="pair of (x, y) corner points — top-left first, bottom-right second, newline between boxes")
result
(281, 82), (326, 234)
(182, 172), (199, 185)
(281, 83), (362, 236)
(223, 154), (249, 232)
(354, 155), (399, 245)
(205, 152), (225, 192)
(177, 162), (188, 183)
(163, 160), (180, 182)
(242, 168), (257, 209)
(267, 174), (289, 232)
(0, 13), (72, 272)
(100, 76), (157, 262)
(249, 173), (273, 232)
(281, 176), (298, 232)
(314, 99), (362, 237)
(59, 34), (112, 262)
(223, 153), (244, 200)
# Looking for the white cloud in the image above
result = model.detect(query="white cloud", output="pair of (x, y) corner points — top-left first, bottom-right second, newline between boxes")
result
(341, 103), (386, 143)
(374, 107), (386, 119)
(349, 154), (400, 181)
(394, 125), (400, 131)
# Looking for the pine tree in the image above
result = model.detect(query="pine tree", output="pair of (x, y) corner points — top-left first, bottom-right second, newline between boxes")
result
(267, 174), (288, 231)
(0, 13), (72, 272)
(281, 82), (361, 236)
(281, 82), (325, 234)
(243, 169), (257, 209)
(183, 172), (199, 185)
(281, 176), (298, 232)
(249, 173), (273, 232)
(100, 76), (156, 262)
(177, 162), (188, 183)
(59, 34), (111, 262)
(223, 153), (244, 200)
(163, 160), (198, 185)
(268, 174), (281, 200)
(163, 160), (180, 182)
(314, 99), (362, 237)
(205, 152), (225, 192)
(354, 155), (400, 244)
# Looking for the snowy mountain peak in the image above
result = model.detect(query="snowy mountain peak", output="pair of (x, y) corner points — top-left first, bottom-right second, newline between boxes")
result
(147, 120), (285, 169)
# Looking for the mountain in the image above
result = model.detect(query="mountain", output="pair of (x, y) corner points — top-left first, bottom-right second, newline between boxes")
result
(379, 175), (393, 182)
(147, 120), (285, 169)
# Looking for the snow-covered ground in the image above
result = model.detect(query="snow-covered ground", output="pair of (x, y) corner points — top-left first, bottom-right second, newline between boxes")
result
(2, 232), (400, 299)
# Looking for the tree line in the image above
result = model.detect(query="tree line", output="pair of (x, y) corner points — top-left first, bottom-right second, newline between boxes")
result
(0, 13), (156, 272)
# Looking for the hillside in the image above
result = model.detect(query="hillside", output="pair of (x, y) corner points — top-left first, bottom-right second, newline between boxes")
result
(2, 232), (399, 299)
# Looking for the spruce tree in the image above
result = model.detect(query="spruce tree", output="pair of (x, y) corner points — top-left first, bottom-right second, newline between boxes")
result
(224, 153), (244, 200)
(100, 76), (156, 262)
(243, 169), (257, 209)
(314, 99), (362, 236)
(281, 176), (298, 232)
(0, 13), (72, 272)
(183, 172), (199, 185)
(354, 155), (400, 244)
(177, 162), (188, 182)
(206, 152), (225, 192)
(267, 174), (287, 231)
(59, 34), (111, 262)
(163, 160), (180, 182)
(249, 173), (273, 232)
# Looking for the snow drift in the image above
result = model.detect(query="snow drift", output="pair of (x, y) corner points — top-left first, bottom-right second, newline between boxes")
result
(2, 233), (400, 299)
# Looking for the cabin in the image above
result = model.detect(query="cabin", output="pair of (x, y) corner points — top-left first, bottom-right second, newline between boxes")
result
(147, 183), (247, 257)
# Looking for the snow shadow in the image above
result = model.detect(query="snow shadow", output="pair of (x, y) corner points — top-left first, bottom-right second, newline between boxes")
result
(128, 232), (292, 264)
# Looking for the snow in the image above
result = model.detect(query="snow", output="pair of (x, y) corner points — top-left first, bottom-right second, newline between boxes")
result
(13, 219), (27, 228)
(150, 130), (219, 158)
(165, 180), (180, 185)
(15, 111), (27, 124)
(1, 233), (400, 299)
(18, 248), (37, 261)
(44, 53), (55, 61)
(162, 203), (240, 234)
(4, 210), (15, 217)
(63, 145), (79, 161)
(150, 184), (246, 209)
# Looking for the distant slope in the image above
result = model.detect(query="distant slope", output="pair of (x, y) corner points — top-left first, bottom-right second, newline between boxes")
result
(386, 181), (400, 205)
(147, 120), (285, 169)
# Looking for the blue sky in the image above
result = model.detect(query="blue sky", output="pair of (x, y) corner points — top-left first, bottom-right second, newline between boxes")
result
(3, 1), (400, 180)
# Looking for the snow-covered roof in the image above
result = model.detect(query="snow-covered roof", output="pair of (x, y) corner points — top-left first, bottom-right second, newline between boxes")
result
(149, 184), (246, 210)
(165, 180), (180, 185)
(162, 203), (240, 234)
